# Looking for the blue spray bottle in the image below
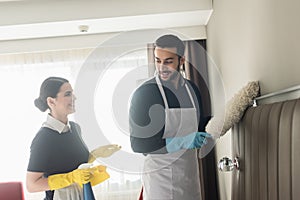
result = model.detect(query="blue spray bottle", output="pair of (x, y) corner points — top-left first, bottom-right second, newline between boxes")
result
(79, 163), (96, 200)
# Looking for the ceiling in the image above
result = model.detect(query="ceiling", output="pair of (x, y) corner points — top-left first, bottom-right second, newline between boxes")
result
(0, 0), (212, 53)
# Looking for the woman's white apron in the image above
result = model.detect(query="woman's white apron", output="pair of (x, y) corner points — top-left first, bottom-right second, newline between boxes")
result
(53, 184), (83, 200)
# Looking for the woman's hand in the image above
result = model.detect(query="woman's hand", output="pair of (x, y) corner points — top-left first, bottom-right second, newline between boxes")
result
(88, 144), (121, 163)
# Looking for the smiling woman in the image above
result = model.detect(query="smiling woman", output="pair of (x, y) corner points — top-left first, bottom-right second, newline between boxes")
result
(0, 48), (144, 200)
(0, 49), (88, 199)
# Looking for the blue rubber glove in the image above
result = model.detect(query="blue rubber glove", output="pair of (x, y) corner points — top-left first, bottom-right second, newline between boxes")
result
(165, 132), (211, 153)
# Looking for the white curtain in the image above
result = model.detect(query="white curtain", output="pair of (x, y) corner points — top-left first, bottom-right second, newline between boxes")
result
(0, 47), (147, 200)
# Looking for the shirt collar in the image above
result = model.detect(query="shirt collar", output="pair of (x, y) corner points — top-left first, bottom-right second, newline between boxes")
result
(42, 114), (71, 134)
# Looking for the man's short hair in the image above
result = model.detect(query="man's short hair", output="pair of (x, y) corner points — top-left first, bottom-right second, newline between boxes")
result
(154, 34), (185, 58)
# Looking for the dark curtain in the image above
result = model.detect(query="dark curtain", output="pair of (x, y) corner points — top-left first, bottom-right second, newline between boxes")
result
(184, 40), (219, 200)
(147, 40), (219, 200)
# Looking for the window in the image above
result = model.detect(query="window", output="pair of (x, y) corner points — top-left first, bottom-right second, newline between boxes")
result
(0, 47), (148, 199)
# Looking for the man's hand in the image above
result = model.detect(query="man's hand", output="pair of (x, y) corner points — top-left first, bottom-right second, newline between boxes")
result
(165, 132), (211, 153)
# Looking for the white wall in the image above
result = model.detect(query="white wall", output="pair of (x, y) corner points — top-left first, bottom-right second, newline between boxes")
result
(0, 0), (212, 26)
(0, 0), (212, 54)
(207, 0), (300, 199)
(0, 25), (207, 54)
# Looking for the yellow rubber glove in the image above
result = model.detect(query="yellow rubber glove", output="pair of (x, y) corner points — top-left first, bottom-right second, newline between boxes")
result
(88, 144), (121, 163)
(48, 168), (95, 190)
(90, 165), (110, 186)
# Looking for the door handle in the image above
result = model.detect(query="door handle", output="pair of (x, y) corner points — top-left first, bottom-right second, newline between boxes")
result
(218, 157), (239, 172)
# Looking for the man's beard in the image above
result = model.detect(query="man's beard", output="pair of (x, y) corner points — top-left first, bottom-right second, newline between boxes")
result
(160, 65), (181, 83)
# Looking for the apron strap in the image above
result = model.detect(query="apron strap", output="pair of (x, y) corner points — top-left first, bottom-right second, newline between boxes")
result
(185, 83), (196, 108)
(155, 75), (169, 109)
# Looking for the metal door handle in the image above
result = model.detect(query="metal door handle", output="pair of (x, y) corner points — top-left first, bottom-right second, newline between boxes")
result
(218, 157), (239, 172)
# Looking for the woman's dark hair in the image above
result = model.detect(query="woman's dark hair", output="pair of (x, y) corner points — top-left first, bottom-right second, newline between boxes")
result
(154, 34), (185, 58)
(34, 77), (69, 112)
